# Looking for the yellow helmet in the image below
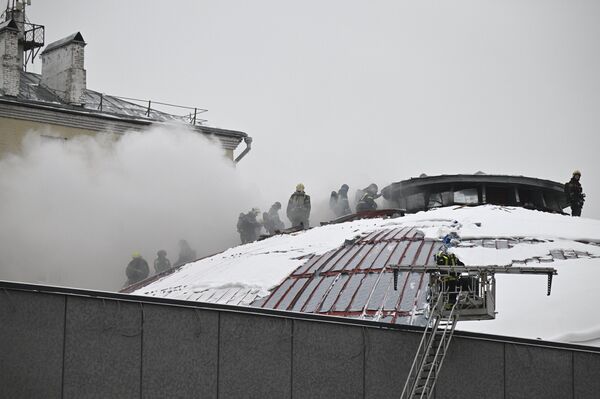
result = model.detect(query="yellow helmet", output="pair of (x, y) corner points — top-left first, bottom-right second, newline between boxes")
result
(296, 183), (305, 191)
(573, 170), (581, 176)
(132, 252), (141, 258)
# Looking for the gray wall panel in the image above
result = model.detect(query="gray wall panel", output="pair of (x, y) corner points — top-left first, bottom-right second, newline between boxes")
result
(574, 351), (600, 399)
(0, 290), (64, 399)
(364, 328), (420, 399)
(218, 312), (292, 398)
(2, 285), (599, 399)
(142, 305), (219, 399)
(435, 337), (504, 399)
(63, 297), (142, 399)
(505, 344), (573, 399)
(293, 320), (364, 399)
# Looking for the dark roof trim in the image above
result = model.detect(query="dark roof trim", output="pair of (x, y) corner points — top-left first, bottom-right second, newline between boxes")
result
(0, 96), (151, 126)
(383, 174), (566, 199)
(41, 32), (86, 54)
(2, 280), (599, 354)
(0, 18), (18, 33)
(0, 96), (247, 139)
(196, 124), (248, 139)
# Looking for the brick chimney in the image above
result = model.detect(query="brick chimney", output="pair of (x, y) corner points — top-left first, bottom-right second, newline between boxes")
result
(0, 19), (21, 97)
(41, 32), (86, 105)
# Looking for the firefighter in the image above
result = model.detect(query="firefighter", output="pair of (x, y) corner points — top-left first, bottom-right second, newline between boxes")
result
(434, 250), (464, 307)
(565, 170), (585, 217)
(336, 184), (352, 216)
(126, 252), (149, 285)
(263, 202), (285, 235)
(174, 240), (197, 267)
(329, 190), (339, 216)
(237, 209), (262, 243)
(153, 249), (171, 273)
(287, 183), (311, 229)
(356, 183), (380, 212)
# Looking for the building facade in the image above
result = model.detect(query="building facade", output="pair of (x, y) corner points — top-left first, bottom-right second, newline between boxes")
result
(0, 2), (251, 161)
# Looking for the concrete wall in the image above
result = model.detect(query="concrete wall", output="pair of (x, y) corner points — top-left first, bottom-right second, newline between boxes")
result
(1, 286), (599, 399)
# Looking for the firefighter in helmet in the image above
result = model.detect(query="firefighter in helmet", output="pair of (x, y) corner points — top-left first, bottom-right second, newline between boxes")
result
(126, 252), (149, 285)
(565, 170), (585, 217)
(356, 183), (380, 212)
(287, 183), (311, 229)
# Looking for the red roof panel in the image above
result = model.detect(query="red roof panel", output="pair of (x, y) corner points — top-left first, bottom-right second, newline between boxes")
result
(258, 227), (444, 325)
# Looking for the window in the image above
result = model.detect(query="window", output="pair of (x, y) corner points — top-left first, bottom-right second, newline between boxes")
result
(454, 188), (479, 205)
(427, 191), (453, 208)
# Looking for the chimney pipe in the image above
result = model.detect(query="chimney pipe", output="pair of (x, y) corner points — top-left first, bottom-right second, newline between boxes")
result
(0, 19), (20, 97)
(41, 32), (86, 105)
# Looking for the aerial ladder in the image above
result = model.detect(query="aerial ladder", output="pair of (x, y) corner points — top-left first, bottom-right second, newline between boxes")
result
(389, 264), (557, 399)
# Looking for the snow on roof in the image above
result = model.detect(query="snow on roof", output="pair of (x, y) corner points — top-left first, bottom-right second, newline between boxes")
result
(132, 205), (600, 346)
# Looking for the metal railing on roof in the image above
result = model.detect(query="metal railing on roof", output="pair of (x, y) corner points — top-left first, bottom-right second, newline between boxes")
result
(23, 21), (44, 49)
(96, 93), (208, 125)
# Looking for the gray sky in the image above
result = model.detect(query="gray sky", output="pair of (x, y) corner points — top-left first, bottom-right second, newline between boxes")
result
(27, 0), (600, 218)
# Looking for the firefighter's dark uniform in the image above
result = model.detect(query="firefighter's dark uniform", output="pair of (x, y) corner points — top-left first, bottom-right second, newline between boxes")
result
(356, 192), (378, 212)
(263, 203), (285, 235)
(126, 255), (149, 285)
(175, 240), (197, 267)
(237, 211), (262, 243)
(154, 250), (171, 273)
(336, 185), (352, 216)
(565, 172), (585, 217)
(435, 251), (464, 306)
(287, 185), (311, 229)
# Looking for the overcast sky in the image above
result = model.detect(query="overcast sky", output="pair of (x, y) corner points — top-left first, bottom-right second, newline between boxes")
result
(26, 1), (600, 218)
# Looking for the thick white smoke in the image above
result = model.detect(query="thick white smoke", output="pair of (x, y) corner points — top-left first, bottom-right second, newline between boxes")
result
(0, 125), (260, 291)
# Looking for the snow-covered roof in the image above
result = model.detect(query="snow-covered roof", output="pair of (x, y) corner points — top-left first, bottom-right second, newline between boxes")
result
(132, 205), (600, 346)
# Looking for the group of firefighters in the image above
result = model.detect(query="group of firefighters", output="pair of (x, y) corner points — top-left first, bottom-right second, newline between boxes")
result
(236, 182), (383, 244)
(236, 171), (587, 245)
(125, 239), (197, 286)
(125, 171), (586, 286)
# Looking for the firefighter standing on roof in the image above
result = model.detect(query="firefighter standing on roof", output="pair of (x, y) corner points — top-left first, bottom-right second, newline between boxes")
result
(331, 184), (352, 217)
(287, 183), (311, 229)
(154, 250), (171, 273)
(565, 170), (585, 217)
(263, 202), (285, 235)
(126, 252), (149, 285)
(356, 183), (380, 212)
(174, 240), (197, 267)
(237, 208), (263, 243)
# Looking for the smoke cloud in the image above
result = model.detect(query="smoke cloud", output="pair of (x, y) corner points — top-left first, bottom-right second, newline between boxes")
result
(0, 125), (262, 291)
(0, 123), (399, 291)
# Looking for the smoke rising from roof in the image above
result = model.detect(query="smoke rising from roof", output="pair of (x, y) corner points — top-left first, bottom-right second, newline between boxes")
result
(0, 125), (261, 290)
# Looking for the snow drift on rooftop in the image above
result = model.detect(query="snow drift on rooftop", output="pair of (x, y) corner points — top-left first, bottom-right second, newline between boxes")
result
(133, 205), (600, 346)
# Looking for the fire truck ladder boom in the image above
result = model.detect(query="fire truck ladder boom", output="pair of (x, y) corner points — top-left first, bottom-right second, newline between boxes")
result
(400, 290), (461, 399)
(392, 264), (557, 399)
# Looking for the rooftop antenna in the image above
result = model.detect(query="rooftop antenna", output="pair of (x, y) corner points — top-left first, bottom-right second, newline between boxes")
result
(4, 0), (44, 70)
